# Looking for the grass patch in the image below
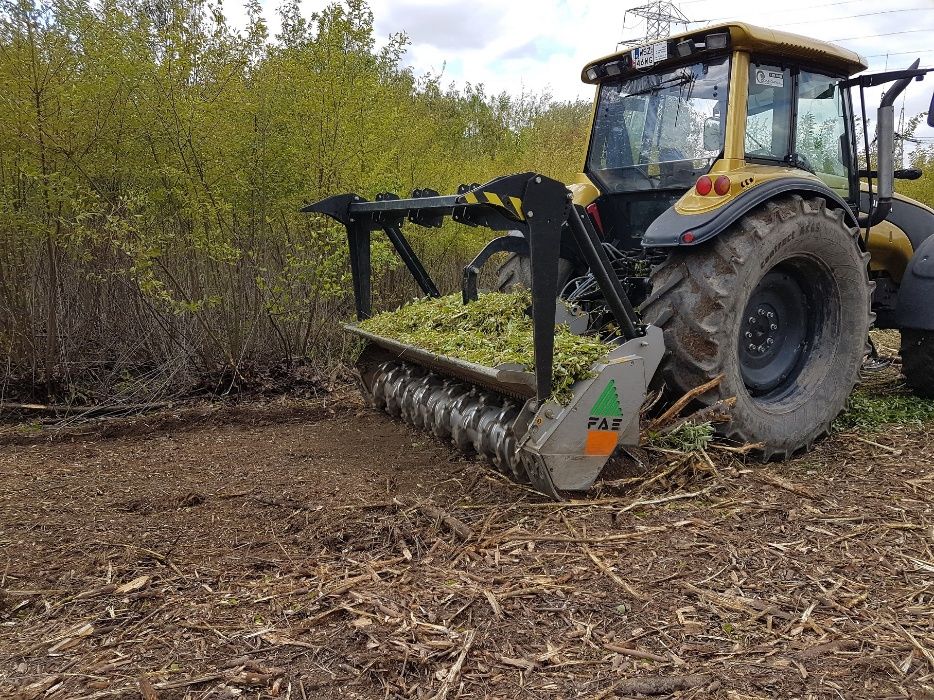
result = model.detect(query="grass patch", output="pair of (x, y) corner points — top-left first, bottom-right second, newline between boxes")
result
(358, 290), (608, 403)
(647, 421), (714, 452)
(834, 390), (934, 432)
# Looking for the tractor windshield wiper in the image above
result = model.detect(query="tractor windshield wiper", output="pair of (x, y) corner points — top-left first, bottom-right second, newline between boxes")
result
(623, 72), (694, 99)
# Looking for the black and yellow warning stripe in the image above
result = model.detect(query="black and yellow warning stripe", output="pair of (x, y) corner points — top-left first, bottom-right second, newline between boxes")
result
(460, 189), (525, 221)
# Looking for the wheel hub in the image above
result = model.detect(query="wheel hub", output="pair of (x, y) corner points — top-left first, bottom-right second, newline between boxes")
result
(738, 266), (814, 398)
(744, 303), (780, 357)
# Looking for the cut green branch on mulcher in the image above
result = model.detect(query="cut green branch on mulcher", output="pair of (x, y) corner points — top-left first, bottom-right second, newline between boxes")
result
(358, 291), (608, 403)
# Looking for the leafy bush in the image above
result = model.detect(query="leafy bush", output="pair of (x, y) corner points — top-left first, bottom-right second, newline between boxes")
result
(647, 421), (714, 452)
(0, 0), (591, 400)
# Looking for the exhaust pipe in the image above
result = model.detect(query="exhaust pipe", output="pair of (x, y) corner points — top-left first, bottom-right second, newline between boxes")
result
(862, 59), (921, 228)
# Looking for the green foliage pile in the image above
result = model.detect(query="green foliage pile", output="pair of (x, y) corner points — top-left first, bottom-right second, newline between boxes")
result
(0, 0), (591, 400)
(358, 291), (609, 402)
(834, 389), (934, 432)
(648, 421), (714, 453)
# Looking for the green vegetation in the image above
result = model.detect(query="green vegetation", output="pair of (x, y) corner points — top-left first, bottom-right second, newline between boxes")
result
(895, 113), (934, 205)
(358, 291), (608, 402)
(834, 389), (934, 432)
(2, 0), (929, 406)
(0, 0), (590, 400)
(647, 421), (714, 452)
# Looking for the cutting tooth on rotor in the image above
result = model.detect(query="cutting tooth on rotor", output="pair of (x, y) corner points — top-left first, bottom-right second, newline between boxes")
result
(365, 361), (529, 484)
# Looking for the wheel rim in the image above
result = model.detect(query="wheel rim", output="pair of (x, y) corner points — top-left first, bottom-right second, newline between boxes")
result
(738, 258), (830, 399)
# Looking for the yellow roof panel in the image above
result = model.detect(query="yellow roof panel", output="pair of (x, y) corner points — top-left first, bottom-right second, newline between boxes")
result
(582, 22), (868, 82)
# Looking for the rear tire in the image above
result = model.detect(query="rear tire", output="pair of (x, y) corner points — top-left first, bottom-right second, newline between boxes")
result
(640, 195), (872, 458)
(496, 252), (575, 293)
(901, 329), (934, 398)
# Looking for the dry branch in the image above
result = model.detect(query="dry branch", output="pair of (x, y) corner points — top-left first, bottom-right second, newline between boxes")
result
(604, 642), (668, 663)
(137, 676), (159, 700)
(395, 497), (475, 540)
(590, 674), (711, 697)
(618, 486), (718, 514)
(796, 639), (859, 659)
(754, 472), (819, 500)
(656, 397), (736, 436)
(431, 630), (475, 700)
(647, 374), (724, 432)
(563, 515), (649, 600)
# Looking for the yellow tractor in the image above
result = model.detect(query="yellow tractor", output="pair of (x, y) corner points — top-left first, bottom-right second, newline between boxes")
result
(306, 23), (934, 497)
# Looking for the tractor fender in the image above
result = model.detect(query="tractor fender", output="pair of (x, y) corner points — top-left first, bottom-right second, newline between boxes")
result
(895, 235), (934, 331)
(642, 177), (858, 248)
(860, 191), (934, 251)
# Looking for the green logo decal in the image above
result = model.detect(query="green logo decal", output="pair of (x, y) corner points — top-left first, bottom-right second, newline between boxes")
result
(590, 379), (622, 418)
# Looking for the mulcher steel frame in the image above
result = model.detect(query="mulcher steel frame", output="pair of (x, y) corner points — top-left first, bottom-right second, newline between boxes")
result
(304, 171), (643, 406)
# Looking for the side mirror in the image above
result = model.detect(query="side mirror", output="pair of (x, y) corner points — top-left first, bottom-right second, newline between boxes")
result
(895, 168), (923, 180)
(929, 91), (934, 127)
(703, 118), (722, 151)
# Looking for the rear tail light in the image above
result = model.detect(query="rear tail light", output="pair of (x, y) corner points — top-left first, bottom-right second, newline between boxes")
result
(696, 175), (731, 196)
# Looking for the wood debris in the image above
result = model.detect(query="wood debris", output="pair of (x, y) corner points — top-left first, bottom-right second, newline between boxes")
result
(2, 390), (933, 698)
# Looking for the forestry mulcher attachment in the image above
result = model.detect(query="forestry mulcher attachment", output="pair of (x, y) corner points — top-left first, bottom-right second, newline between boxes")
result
(306, 22), (934, 498)
(306, 173), (665, 499)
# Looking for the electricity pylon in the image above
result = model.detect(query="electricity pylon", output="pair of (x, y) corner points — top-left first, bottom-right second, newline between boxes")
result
(620, 1), (691, 46)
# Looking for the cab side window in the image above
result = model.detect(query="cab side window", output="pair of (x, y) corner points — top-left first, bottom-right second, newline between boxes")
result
(745, 65), (792, 160)
(795, 71), (849, 196)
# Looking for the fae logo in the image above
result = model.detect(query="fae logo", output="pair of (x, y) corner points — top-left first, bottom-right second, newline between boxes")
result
(587, 379), (623, 431)
(585, 380), (623, 455)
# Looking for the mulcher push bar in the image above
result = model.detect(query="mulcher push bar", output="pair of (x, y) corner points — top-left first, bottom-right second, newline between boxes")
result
(302, 172), (642, 403)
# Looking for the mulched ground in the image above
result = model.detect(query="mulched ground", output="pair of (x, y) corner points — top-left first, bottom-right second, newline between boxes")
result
(1, 368), (933, 699)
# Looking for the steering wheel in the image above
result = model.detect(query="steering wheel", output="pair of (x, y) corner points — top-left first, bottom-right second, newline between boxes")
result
(658, 147), (686, 162)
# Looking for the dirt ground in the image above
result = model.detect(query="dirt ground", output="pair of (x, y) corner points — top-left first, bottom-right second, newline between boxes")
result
(1, 367), (933, 699)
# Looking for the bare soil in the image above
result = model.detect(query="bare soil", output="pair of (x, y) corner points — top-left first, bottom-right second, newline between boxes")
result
(1, 375), (933, 699)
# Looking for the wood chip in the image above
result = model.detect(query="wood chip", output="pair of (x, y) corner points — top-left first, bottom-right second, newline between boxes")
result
(796, 639), (859, 659)
(138, 675), (159, 700)
(116, 575), (151, 594)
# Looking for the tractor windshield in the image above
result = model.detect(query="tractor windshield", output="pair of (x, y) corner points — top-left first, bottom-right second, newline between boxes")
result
(587, 56), (730, 192)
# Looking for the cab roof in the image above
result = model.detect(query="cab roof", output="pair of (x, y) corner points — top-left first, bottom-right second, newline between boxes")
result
(581, 22), (868, 83)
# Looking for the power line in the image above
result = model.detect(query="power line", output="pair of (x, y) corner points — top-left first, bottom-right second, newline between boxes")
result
(683, 0), (886, 23)
(776, 7), (931, 27)
(865, 49), (934, 58)
(676, 0), (874, 5)
(687, 5), (927, 27)
(830, 28), (932, 41)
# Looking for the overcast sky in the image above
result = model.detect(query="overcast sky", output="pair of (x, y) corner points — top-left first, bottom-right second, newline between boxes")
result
(233, 0), (934, 149)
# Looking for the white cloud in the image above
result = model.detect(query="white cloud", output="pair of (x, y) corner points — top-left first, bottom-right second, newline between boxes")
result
(228, 0), (934, 143)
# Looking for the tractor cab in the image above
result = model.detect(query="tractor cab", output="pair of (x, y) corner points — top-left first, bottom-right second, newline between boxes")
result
(577, 23), (869, 254)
